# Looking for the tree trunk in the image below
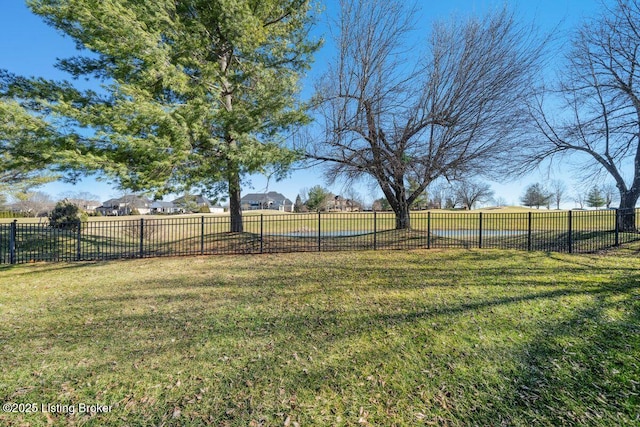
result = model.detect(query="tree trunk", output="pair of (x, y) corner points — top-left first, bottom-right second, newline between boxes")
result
(219, 52), (244, 233)
(618, 191), (638, 232)
(383, 183), (412, 230)
(392, 200), (411, 230)
(228, 164), (243, 233)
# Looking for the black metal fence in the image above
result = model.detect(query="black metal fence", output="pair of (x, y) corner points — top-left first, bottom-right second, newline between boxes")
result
(1, 209), (639, 264)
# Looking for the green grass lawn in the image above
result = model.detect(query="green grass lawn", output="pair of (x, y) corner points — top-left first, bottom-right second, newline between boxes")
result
(1, 249), (639, 426)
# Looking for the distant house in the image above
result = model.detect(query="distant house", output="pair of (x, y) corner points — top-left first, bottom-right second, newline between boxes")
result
(241, 192), (293, 212)
(147, 196), (224, 215)
(83, 201), (102, 213)
(64, 198), (101, 214)
(150, 201), (180, 214)
(328, 196), (362, 212)
(97, 195), (152, 216)
(209, 204), (225, 214)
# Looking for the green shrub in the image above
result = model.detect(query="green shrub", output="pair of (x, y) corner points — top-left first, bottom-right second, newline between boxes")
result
(49, 200), (88, 230)
(198, 205), (211, 214)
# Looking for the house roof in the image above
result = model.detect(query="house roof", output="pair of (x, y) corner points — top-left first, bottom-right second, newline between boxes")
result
(241, 192), (293, 205)
(333, 195), (362, 205)
(100, 195), (151, 208)
(101, 198), (118, 207)
(150, 201), (175, 208)
(172, 195), (211, 206)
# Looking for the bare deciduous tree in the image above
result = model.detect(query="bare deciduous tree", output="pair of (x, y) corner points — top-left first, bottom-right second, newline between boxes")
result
(308, 0), (545, 229)
(14, 191), (54, 218)
(59, 191), (101, 211)
(573, 188), (586, 209)
(493, 196), (508, 207)
(602, 183), (618, 208)
(550, 179), (566, 210)
(452, 180), (494, 210)
(523, 0), (640, 230)
(427, 181), (449, 210)
(343, 187), (365, 210)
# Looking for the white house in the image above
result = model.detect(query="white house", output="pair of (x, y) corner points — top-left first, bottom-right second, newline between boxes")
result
(241, 192), (293, 212)
(150, 201), (181, 214)
(97, 195), (152, 216)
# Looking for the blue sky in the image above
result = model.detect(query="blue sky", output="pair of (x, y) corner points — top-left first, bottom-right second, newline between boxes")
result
(0, 0), (605, 206)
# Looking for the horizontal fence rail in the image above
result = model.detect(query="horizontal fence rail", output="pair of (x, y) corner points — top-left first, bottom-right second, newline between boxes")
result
(1, 209), (639, 264)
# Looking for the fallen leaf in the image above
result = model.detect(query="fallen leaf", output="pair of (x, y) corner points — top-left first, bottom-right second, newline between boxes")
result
(172, 407), (181, 418)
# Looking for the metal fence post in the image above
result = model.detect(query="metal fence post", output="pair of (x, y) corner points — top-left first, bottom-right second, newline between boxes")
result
(478, 212), (483, 249)
(139, 218), (145, 258)
(614, 209), (620, 247)
(260, 214), (264, 254)
(527, 212), (532, 252)
(10, 219), (17, 265)
(373, 211), (377, 250)
(201, 216), (205, 255)
(76, 220), (82, 261)
(317, 211), (322, 252)
(568, 210), (573, 254)
(427, 211), (431, 249)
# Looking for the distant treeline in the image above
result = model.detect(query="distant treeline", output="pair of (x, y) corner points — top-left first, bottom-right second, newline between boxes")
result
(0, 211), (29, 219)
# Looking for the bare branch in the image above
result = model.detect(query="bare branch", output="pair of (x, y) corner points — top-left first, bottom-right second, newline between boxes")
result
(310, 0), (546, 228)
(522, 0), (640, 228)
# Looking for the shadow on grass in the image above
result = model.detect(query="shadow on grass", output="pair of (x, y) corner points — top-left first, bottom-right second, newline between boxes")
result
(0, 260), (102, 275)
(475, 274), (640, 425)
(3, 252), (639, 425)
